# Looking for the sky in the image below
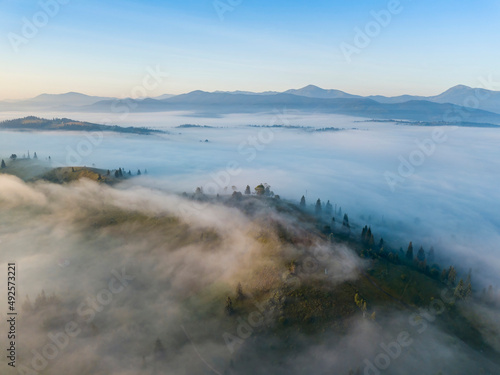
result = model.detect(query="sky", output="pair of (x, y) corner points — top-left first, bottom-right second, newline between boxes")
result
(1, 0), (499, 100)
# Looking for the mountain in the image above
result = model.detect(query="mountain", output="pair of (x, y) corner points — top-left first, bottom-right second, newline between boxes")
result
(85, 91), (500, 125)
(2, 85), (500, 120)
(284, 85), (361, 99)
(367, 85), (500, 114)
(429, 85), (500, 113)
(151, 93), (176, 100)
(0, 92), (115, 110)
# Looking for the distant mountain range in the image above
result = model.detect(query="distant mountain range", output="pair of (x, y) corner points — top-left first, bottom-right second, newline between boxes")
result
(2, 85), (500, 125)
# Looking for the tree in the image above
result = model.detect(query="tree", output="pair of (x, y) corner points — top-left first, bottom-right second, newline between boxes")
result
(106, 169), (110, 176)
(342, 214), (350, 229)
(464, 270), (472, 299)
(264, 183), (272, 196)
(255, 184), (265, 195)
(406, 242), (414, 260)
(137, 169), (141, 176)
(315, 199), (322, 215)
(300, 195), (306, 208)
(361, 225), (367, 239)
(236, 283), (244, 300)
(378, 238), (384, 250)
(9, 154), (17, 160)
(454, 279), (465, 300)
(416, 246), (426, 262)
(447, 266), (457, 286)
(244, 185), (251, 195)
(1, 159), (5, 168)
(225, 296), (234, 316)
(325, 200), (333, 216)
(33, 152), (38, 159)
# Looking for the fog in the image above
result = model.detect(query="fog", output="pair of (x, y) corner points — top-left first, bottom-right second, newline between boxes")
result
(0, 175), (498, 374)
(0, 110), (499, 374)
(1, 111), (499, 285)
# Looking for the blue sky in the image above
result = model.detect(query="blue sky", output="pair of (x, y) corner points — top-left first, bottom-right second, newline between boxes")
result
(1, 0), (499, 99)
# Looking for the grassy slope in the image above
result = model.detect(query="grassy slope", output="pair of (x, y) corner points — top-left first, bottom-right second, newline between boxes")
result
(3, 165), (498, 370)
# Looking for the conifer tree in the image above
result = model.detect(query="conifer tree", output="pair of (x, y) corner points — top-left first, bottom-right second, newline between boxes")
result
(225, 297), (234, 316)
(1, 159), (5, 168)
(315, 199), (322, 215)
(343, 214), (350, 228)
(447, 266), (457, 286)
(417, 246), (426, 262)
(245, 185), (251, 195)
(236, 283), (244, 300)
(406, 242), (414, 260)
(454, 279), (465, 299)
(325, 200), (333, 215)
(300, 195), (306, 208)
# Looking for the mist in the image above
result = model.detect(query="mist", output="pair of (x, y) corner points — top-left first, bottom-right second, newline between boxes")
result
(1, 110), (500, 374)
(1, 111), (499, 286)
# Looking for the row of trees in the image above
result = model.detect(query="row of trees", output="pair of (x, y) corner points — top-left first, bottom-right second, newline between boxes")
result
(360, 225), (475, 299)
(300, 196), (343, 218)
(108, 168), (147, 178)
(1, 151), (41, 168)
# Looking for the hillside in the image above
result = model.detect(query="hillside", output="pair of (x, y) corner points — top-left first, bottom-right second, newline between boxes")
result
(0, 157), (138, 184)
(0, 116), (164, 135)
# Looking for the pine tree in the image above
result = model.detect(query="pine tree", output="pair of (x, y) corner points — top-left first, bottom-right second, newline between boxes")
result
(417, 246), (426, 262)
(315, 199), (322, 215)
(378, 238), (384, 250)
(1, 159), (5, 168)
(440, 269), (448, 283)
(464, 270), (472, 299)
(361, 225), (367, 240)
(244, 185), (251, 195)
(454, 279), (465, 300)
(137, 169), (141, 175)
(343, 214), (350, 228)
(406, 242), (414, 260)
(225, 296), (234, 316)
(236, 283), (244, 300)
(300, 195), (306, 208)
(325, 200), (333, 215)
(33, 152), (38, 159)
(447, 266), (457, 286)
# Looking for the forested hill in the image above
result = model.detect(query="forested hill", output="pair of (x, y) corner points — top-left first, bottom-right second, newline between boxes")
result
(0, 116), (164, 135)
